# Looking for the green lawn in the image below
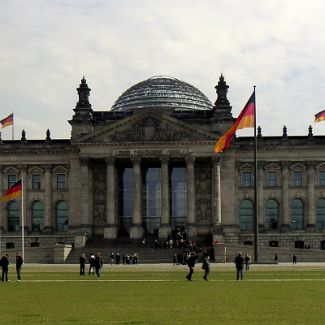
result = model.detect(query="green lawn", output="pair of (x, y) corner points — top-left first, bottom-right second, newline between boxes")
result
(0, 264), (324, 325)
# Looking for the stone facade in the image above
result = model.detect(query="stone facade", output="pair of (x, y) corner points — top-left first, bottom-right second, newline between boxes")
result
(1, 75), (325, 256)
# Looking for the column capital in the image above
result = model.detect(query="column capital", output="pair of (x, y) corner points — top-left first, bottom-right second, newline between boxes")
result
(79, 158), (90, 166)
(160, 155), (170, 165)
(185, 156), (196, 165)
(211, 156), (222, 166)
(43, 164), (52, 172)
(131, 155), (141, 164)
(105, 156), (115, 165)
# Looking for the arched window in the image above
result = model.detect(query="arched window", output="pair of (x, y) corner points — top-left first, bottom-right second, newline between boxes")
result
(56, 201), (68, 232)
(7, 201), (20, 232)
(31, 201), (44, 232)
(290, 199), (304, 230)
(316, 199), (325, 230)
(240, 199), (253, 230)
(265, 199), (279, 229)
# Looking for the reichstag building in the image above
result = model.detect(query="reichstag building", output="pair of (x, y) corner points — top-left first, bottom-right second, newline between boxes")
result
(1, 75), (325, 257)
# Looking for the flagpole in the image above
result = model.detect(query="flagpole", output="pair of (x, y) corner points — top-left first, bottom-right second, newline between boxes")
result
(253, 86), (259, 263)
(12, 111), (14, 141)
(21, 177), (25, 261)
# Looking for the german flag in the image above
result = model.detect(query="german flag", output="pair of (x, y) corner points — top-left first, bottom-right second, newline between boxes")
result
(214, 92), (255, 153)
(315, 109), (325, 123)
(0, 180), (22, 202)
(0, 113), (13, 128)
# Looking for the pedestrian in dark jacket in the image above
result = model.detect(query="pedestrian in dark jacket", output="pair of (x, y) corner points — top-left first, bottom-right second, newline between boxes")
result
(202, 255), (210, 281)
(186, 252), (197, 281)
(79, 254), (86, 276)
(1, 254), (10, 282)
(234, 252), (244, 280)
(16, 252), (23, 281)
(94, 252), (103, 278)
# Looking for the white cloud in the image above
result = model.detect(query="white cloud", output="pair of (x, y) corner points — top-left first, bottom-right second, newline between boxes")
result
(1, 0), (325, 139)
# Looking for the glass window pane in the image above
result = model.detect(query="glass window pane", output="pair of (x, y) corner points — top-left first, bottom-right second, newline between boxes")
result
(242, 172), (252, 187)
(292, 171), (303, 187)
(240, 199), (253, 230)
(319, 172), (325, 186)
(31, 201), (44, 231)
(290, 199), (304, 229)
(265, 199), (278, 229)
(56, 201), (68, 231)
(8, 175), (16, 188)
(7, 200), (20, 232)
(267, 171), (277, 187)
(316, 199), (325, 230)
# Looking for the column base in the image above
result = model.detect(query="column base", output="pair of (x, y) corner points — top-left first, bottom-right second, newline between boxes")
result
(130, 225), (144, 239)
(186, 225), (198, 238)
(104, 226), (118, 239)
(211, 224), (223, 235)
(158, 224), (171, 240)
(43, 226), (54, 234)
(280, 224), (290, 232)
(306, 224), (316, 232)
(74, 234), (89, 249)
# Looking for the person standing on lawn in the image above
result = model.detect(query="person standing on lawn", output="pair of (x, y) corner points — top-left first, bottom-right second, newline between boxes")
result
(234, 252), (244, 280)
(94, 252), (103, 278)
(16, 252), (23, 281)
(186, 252), (197, 281)
(0, 254), (10, 282)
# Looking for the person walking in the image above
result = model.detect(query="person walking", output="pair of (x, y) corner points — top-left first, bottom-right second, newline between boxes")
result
(202, 253), (210, 281)
(88, 253), (95, 275)
(16, 252), (23, 281)
(186, 252), (197, 281)
(94, 252), (103, 278)
(0, 254), (10, 282)
(79, 253), (86, 276)
(274, 254), (279, 264)
(244, 253), (251, 270)
(234, 252), (244, 280)
(293, 255), (297, 264)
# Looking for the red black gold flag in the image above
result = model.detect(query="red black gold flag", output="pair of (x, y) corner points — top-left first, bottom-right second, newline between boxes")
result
(315, 109), (325, 123)
(0, 180), (22, 202)
(214, 92), (255, 153)
(0, 113), (14, 128)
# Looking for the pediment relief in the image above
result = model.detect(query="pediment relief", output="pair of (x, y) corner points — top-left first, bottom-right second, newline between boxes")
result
(28, 166), (43, 174)
(3, 166), (19, 174)
(264, 163), (280, 170)
(289, 162), (306, 170)
(77, 113), (216, 143)
(53, 165), (69, 174)
(315, 162), (325, 170)
(238, 163), (253, 171)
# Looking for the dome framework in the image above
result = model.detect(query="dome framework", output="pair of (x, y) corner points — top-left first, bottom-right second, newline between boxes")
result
(111, 76), (213, 112)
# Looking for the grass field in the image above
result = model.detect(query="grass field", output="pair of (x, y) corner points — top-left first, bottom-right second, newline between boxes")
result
(0, 263), (324, 325)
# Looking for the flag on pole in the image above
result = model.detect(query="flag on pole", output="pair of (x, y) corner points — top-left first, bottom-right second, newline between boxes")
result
(214, 92), (255, 153)
(0, 180), (22, 202)
(0, 113), (14, 128)
(315, 109), (325, 122)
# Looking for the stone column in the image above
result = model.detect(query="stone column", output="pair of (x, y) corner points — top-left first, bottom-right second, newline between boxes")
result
(69, 159), (82, 231)
(20, 165), (28, 233)
(0, 166), (3, 232)
(186, 156), (197, 237)
(306, 162), (316, 231)
(80, 159), (91, 226)
(104, 157), (117, 239)
(281, 162), (290, 230)
(258, 166), (264, 227)
(44, 164), (53, 232)
(159, 156), (170, 239)
(130, 156), (143, 238)
(211, 157), (222, 232)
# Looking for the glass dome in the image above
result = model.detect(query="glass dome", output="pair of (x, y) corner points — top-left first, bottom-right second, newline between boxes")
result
(111, 76), (213, 112)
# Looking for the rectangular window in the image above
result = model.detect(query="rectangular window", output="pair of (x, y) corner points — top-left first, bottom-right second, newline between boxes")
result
(8, 175), (17, 188)
(57, 174), (66, 190)
(292, 171), (303, 187)
(319, 171), (325, 186)
(32, 174), (41, 190)
(267, 171), (277, 187)
(242, 172), (252, 187)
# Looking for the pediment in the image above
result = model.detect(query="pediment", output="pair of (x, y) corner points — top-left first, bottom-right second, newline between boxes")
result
(77, 111), (216, 143)
(264, 163), (280, 170)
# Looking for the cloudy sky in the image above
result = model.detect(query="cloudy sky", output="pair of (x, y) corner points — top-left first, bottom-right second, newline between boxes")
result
(1, 0), (325, 140)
